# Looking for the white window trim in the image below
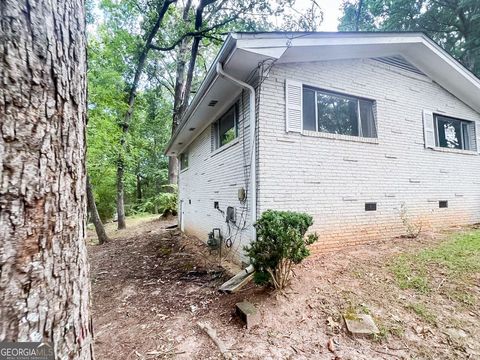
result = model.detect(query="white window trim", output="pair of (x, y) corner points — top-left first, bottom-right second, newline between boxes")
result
(301, 130), (379, 144)
(429, 146), (478, 156)
(302, 84), (377, 139)
(211, 137), (240, 157)
(432, 112), (478, 153)
(213, 103), (239, 151)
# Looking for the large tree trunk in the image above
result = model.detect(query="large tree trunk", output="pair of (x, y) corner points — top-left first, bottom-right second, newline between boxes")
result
(0, 0), (93, 358)
(86, 176), (109, 245)
(168, 156), (179, 187)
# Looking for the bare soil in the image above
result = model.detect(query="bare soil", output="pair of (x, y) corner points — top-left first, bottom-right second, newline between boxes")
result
(88, 217), (480, 359)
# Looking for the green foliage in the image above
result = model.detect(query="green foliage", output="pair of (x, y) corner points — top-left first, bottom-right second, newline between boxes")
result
(245, 210), (318, 289)
(137, 185), (178, 216)
(87, 2), (173, 220)
(405, 302), (436, 324)
(339, 0), (480, 77)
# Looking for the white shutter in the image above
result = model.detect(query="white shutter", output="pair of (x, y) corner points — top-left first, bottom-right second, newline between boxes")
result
(285, 79), (303, 133)
(476, 121), (480, 153)
(422, 110), (435, 149)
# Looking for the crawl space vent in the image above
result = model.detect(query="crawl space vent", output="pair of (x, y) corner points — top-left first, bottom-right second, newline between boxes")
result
(365, 202), (377, 211)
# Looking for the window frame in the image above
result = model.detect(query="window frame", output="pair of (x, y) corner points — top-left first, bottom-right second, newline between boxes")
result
(433, 113), (475, 151)
(302, 86), (377, 138)
(213, 103), (239, 151)
(179, 152), (189, 170)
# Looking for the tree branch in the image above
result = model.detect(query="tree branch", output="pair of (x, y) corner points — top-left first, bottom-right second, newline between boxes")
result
(149, 16), (237, 51)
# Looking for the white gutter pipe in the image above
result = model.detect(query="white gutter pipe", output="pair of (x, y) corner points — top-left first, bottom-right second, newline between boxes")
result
(216, 62), (257, 241)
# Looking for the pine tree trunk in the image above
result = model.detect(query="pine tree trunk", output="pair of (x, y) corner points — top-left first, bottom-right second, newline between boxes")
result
(0, 0), (93, 358)
(86, 176), (109, 245)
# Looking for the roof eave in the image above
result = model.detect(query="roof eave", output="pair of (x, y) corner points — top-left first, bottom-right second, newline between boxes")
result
(165, 34), (238, 155)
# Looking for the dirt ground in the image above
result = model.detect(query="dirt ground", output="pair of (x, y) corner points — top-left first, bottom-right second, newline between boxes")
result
(88, 216), (480, 360)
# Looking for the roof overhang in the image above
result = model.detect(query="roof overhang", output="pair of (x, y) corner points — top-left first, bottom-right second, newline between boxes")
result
(166, 32), (480, 156)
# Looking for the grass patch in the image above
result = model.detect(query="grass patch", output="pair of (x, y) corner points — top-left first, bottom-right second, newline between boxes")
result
(390, 229), (480, 297)
(391, 258), (430, 293)
(405, 302), (436, 324)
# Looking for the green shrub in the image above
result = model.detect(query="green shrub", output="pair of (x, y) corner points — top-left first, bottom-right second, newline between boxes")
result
(137, 185), (178, 216)
(245, 210), (318, 289)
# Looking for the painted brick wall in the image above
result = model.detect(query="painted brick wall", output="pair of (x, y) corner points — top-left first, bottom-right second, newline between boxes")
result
(257, 58), (480, 252)
(178, 90), (253, 262)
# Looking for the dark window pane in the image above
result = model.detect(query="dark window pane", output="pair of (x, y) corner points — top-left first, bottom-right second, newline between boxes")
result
(462, 122), (471, 150)
(359, 100), (376, 138)
(303, 88), (316, 131)
(218, 106), (236, 147)
(317, 92), (359, 136)
(436, 116), (463, 149)
(180, 153), (188, 169)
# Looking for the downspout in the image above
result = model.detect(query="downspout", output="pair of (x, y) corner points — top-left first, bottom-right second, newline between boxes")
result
(216, 62), (257, 242)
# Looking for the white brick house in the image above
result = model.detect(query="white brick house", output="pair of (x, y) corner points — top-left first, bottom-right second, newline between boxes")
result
(166, 32), (480, 261)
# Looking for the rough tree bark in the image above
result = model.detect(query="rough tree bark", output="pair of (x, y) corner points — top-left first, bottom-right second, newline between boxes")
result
(0, 0), (93, 358)
(86, 176), (109, 245)
(116, 0), (176, 229)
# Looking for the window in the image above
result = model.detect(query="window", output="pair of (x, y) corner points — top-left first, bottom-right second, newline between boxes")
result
(213, 104), (238, 150)
(180, 152), (188, 170)
(434, 114), (475, 151)
(303, 87), (376, 138)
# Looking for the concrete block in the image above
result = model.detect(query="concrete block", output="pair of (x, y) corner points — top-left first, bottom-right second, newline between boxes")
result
(236, 301), (259, 329)
(344, 314), (380, 337)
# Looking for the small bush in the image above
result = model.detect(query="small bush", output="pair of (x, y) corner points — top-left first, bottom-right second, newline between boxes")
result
(245, 210), (318, 289)
(137, 185), (178, 216)
(399, 203), (423, 238)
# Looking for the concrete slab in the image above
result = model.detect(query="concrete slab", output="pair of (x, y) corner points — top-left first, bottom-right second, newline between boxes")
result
(344, 314), (380, 337)
(236, 301), (260, 329)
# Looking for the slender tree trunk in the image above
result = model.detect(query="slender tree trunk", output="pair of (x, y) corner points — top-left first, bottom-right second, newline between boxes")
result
(116, 0), (175, 228)
(116, 163), (126, 229)
(86, 176), (109, 245)
(136, 173), (142, 201)
(0, 0), (93, 358)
